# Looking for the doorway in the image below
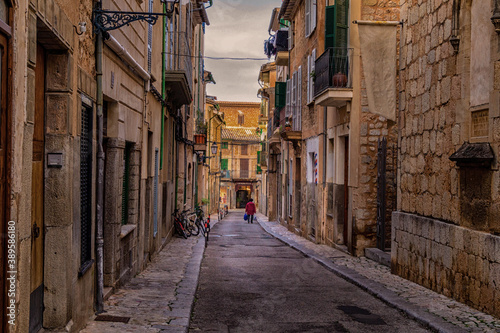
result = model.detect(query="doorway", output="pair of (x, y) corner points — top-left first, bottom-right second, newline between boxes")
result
(343, 137), (349, 248)
(0, 30), (9, 330)
(29, 43), (45, 333)
(236, 190), (249, 208)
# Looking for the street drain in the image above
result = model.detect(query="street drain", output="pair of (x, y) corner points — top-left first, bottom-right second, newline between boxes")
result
(95, 314), (131, 323)
(337, 305), (386, 325)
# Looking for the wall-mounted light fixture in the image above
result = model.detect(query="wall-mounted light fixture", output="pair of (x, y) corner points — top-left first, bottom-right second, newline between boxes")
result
(74, 22), (87, 35)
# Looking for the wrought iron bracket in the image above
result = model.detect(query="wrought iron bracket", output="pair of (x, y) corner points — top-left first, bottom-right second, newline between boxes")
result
(492, 0), (500, 34)
(93, 0), (179, 36)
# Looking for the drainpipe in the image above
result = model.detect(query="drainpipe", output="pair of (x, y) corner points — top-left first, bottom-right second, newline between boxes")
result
(160, 5), (167, 170)
(95, 1), (104, 314)
(322, 106), (327, 243)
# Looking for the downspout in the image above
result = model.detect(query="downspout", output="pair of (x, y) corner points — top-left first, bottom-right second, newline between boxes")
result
(95, 0), (104, 314)
(160, 4), (167, 170)
(322, 105), (327, 243)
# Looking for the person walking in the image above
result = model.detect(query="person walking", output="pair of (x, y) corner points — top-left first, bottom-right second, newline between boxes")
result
(245, 198), (256, 224)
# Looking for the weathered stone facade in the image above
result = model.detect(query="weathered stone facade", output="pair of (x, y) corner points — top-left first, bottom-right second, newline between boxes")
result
(218, 101), (262, 210)
(393, 0), (500, 317)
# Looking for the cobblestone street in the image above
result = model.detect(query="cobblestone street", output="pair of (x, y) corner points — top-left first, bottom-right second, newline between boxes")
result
(78, 211), (500, 332)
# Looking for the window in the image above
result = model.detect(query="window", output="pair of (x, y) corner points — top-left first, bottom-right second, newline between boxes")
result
(292, 67), (302, 131)
(80, 103), (92, 267)
(305, 0), (317, 37)
(326, 1), (349, 49)
(275, 81), (287, 108)
(222, 142), (228, 149)
(288, 21), (294, 50)
(289, 159), (293, 216)
(307, 49), (316, 104)
(221, 158), (228, 170)
(241, 145), (248, 155)
(238, 112), (244, 125)
(122, 143), (132, 225)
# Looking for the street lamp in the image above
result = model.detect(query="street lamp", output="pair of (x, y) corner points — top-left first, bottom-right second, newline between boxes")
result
(211, 142), (218, 155)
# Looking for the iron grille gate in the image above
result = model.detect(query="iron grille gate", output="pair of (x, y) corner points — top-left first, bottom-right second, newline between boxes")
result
(376, 138), (387, 250)
(80, 104), (92, 266)
(376, 137), (397, 251)
(153, 149), (158, 237)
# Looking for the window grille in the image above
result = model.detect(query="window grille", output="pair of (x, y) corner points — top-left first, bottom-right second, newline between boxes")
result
(80, 103), (92, 266)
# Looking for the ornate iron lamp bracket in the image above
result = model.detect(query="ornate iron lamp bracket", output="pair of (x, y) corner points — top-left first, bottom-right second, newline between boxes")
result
(93, 0), (179, 36)
(492, 0), (500, 34)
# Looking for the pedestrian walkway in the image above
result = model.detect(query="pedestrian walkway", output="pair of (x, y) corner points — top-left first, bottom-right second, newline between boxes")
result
(256, 213), (500, 333)
(80, 216), (218, 333)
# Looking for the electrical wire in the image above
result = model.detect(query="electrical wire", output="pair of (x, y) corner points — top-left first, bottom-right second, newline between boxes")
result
(165, 52), (270, 61)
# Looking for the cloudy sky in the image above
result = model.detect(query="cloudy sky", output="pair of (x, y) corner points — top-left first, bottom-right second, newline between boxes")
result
(204, 0), (279, 102)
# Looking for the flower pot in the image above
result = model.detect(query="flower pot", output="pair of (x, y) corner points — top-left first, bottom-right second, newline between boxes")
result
(332, 72), (348, 87)
(194, 134), (206, 144)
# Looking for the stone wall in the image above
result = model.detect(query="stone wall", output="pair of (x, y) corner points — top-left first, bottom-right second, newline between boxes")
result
(218, 101), (260, 127)
(392, 212), (500, 317)
(395, 0), (500, 317)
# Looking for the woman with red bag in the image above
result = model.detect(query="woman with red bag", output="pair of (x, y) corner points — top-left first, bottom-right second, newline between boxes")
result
(245, 198), (256, 224)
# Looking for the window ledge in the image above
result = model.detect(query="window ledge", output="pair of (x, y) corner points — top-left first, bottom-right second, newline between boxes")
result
(120, 224), (137, 239)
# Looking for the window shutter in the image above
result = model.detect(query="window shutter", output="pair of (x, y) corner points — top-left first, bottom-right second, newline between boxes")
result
(311, 0), (317, 33)
(325, 5), (336, 49)
(257, 151), (261, 164)
(288, 22), (293, 50)
(334, 0), (349, 49)
(275, 81), (287, 108)
(307, 54), (311, 104)
(309, 49), (316, 103)
(286, 78), (291, 117)
(292, 71), (297, 127)
(221, 159), (228, 170)
(297, 66), (302, 131)
(305, 0), (311, 37)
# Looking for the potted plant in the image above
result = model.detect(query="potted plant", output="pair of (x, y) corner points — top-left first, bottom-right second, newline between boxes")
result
(194, 119), (207, 144)
(285, 118), (292, 131)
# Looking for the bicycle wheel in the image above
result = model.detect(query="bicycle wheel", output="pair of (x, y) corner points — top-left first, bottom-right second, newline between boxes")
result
(188, 219), (200, 236)
(182, 218), (192, 237)
(175, 220), (188, 239)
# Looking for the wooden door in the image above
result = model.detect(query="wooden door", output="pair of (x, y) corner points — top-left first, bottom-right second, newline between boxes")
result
(0, 32), (9, 330)
(240, 158), (249, 179)
(29, 44), (45, 333)
(343, 137), (349, 248)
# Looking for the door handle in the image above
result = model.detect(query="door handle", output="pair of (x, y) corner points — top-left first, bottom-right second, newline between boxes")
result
(33, 222), (40, 239)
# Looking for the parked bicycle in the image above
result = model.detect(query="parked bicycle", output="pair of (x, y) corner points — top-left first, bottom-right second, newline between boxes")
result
(172, 208), (190, 239)
(193, 205), (210, 246)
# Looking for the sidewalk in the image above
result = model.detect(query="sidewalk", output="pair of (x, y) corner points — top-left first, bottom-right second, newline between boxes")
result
(256, 213), (500, 333)
(80, 217), (220, 333)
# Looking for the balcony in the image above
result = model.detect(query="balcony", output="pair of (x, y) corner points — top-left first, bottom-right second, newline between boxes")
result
(221, 170), (258, 181)
(275, 29), (289, 66)
(314, 47), (353, 107)
(280, 106), (302, 145)
(165, 32), (193, 107)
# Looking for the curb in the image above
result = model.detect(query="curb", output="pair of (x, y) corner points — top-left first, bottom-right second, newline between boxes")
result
(256, 216), (467, 333)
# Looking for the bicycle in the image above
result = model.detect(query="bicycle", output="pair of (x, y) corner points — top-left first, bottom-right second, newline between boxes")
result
(172, 208), (191, 239)
(185, 210), (200, 236)
(193, 205), (210, 246)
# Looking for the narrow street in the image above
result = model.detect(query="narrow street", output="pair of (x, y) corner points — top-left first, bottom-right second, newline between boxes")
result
(189, 212), (430, 333)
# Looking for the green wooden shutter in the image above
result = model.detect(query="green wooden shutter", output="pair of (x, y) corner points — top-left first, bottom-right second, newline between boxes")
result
(257, 151), (261, 164)
(275, 81), (287, 108)
(325, 6), (335, 49)
(221, 158), (228, 170)
(333, 0), (349, 48)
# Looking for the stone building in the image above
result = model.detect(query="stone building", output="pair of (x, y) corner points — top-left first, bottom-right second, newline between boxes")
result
(218, 101), (262, 210)
(4, 0), (96, 331)
(271, 0), (399, 255)
(2, 0), (211, 332)
(393, 0), (500, 318)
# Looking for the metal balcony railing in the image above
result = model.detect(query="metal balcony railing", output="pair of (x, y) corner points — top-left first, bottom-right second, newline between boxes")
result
(285, 105), (301, 131)
(314, 47), (353, 98)
(166, 31), (193, 93)
(221, 169), (258, 180)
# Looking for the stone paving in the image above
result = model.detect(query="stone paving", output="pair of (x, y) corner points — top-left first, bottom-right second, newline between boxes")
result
(256, 213), (500, 333)
(80, 219), (212, 333)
